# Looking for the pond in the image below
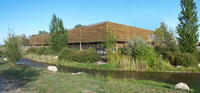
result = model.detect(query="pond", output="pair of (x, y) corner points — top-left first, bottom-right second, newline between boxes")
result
(17, 59), (200, 86)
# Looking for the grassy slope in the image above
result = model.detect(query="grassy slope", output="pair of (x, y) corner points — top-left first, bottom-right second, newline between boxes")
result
(0, 61), (199, 93)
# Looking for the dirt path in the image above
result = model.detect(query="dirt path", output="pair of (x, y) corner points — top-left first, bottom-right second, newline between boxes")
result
(0, 76), (25, 93)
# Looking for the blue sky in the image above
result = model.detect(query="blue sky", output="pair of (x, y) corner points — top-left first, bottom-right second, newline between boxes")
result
(0, 0), (200, 44)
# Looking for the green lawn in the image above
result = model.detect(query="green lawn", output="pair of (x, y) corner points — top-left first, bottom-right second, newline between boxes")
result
(0, 61), (199, 93)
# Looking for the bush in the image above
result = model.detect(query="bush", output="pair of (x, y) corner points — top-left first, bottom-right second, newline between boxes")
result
(43, 48), (58, 55)
(166, 52), (198, 67)
(125, 37), (157, 67)
(59, 48), (101, 63)
(174, 53), (198, 67)
(36, 47), (46, 55)
(26, 47), (37, 54)
(4, 33), (22, 64)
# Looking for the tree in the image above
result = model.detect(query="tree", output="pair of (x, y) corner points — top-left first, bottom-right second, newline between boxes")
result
(49, 14), (68, 51)
(104, 28), (116, 52)
(177, 0), (199, 53)
(38, 30), (48, 35)
(74, 24), (86, 28)
(154, 22), (178, 56)
(4, 33), (22, 65)
(21, 34), (30, 46)
(104, 28), (116, 62)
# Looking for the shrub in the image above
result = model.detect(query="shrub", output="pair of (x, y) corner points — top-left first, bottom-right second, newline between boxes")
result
(4, 33), (22, 64)
(58, 47), (71, 61)
(166, 52), (198, 67)
(174, 53), (198, 67)
(125, 37), (157, 67)
(153, 58), (172, 71)
(58, 48), (101, 63)
(36, 47), (47, 55)
(43, 48), (58, 55)
(26, 47), (37, 54)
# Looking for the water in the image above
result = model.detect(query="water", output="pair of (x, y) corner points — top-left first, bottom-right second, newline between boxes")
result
(18, 59), (200, 86)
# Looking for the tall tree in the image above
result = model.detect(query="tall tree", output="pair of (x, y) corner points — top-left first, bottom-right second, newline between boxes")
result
(154, 22), (178, 54)
(177, 0), (199, 53)
(49, 14), (68, 51)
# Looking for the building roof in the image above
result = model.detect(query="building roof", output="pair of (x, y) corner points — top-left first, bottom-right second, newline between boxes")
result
(29, 21), (154, 46)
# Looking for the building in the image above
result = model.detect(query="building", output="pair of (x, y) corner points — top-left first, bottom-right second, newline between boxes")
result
(29, 21), (155, 51)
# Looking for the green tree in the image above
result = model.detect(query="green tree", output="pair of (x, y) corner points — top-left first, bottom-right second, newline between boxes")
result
(4, 33), (22, 65)
(49, 14), (68, 51)
(38, 30), (48, 35)
(154, 22), (178, 56)
(104, 28), (116, 62)
(177, 0), (199, 53)
(21, 34), (30, 46)
(74, 24), (86, 28)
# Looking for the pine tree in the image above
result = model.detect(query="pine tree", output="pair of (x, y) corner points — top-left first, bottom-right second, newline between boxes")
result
(49, 14), (68, 51)
(177, 0), (199, 53)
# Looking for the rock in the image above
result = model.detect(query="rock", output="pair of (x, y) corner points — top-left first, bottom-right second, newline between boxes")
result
(176, 65), (182, 68)
(95, 61), (106, 65)
(175, 82), (190, 91)
(198, 64), (200, 68)
(54, 56), (58, 59)
(3, 58), (7, 61)
(71, 72), (82, 75)
(47, 66), (58, 72)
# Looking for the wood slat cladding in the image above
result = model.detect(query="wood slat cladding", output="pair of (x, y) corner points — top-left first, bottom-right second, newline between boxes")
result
(29, 22), (154, 46)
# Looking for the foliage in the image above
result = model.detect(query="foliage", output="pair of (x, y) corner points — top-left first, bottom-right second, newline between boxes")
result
(4, 33), (22, 64)
(154, 22), (178, 56)
(104, 28), (116, 63)
(26, 47), (37, 54)
(74, 24), (86, 28)
(36, 47), (46, 55)
(166, 51), (199, 67)
(59, 48), (101, 63)
(38, 30), (48, 35)
(152, 58), (173, 71)
(20, 34), (30, 46)
(49, 14), (68, 51)
(26, 47), (58, 55)
(125, 37), (157, 67)
(177, 0), (199, 53)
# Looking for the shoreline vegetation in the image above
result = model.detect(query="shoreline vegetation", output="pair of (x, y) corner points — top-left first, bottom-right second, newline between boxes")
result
(0, 59), (200, 93)
(24, 54), (200, 73)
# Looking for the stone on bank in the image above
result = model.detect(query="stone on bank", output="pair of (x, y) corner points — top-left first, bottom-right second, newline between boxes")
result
(47, 66), (58, 72)
(175, 82), (190, 91)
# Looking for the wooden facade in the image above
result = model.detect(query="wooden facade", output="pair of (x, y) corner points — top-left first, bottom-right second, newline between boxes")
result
(29, 22), (155, 50)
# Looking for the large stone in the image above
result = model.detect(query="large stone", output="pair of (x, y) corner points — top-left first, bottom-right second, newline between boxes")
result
(47, 66), (58, 72)
(95, 61), (106, 65)
(3, 58), (7, 61)
(175, 82), (190, 91)
(198, 64), (200, 68)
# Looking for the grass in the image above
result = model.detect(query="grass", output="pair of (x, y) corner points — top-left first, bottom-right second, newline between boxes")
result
(24, 54), (200, 73)
(0, 59), (199, 93)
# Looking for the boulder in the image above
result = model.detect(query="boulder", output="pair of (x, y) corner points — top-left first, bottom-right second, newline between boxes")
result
(47, 66), (58, 72)
(175, 82), (190, 91)
(198, 64), (200, 68)
(95, 61), (106, 65)
(3, 58), (7, 61)
(176, 65), (182, 68)
(71, 72), (82, 75)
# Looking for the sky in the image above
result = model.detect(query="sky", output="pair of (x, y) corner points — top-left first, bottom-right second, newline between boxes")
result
(0, 0), (200, 44)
